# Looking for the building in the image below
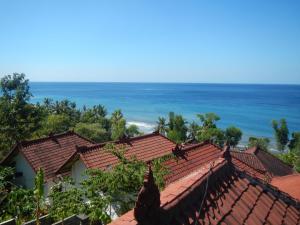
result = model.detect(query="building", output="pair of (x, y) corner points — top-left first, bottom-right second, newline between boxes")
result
(109, 152), (300, 225)
(0, 131), (94, 194)
(1, 130), (296, 197)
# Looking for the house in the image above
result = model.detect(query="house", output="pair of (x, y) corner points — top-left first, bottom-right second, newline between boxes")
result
(229, 146), (295, 182)
(0, 131), (94, 194)
(56, 131), (177, 185)
(1, 129), (296, 195)
(108, 153), (300, 225)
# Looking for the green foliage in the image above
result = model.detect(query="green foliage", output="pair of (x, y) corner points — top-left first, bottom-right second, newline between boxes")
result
(4, 188), (35, 224)
(166, 112), (187, 143)
(110, 110), (126, 140)
(80, 104), (110, 130)
(156, 117), (167, 135)
(35, 114), (71, 136)
(0, 73), (41, 158)
(288, 132), (300, 150)
(41, 99), (80, 125)
(75, 123), (111, 142)
(34, 168), (44, 225)
(187, 121), (199, 140)
(248, 137), (270, 151)
(197, 127), (225, 145)
(49, 178), (85, 224)
(81, 170), (111, 224)
(81, 143), (168, 217)
(197, 113), (220, 129)
(195, 113), (225, 146)
(0, 166), (14, 192)
(277, 151), (300, 172)
(126, 124), (142, 138)
(225, 126), (242, 147)
(272, 119), (289, 151)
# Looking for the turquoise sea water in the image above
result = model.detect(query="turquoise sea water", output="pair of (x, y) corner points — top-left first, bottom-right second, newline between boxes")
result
(30, 82), (300, 144)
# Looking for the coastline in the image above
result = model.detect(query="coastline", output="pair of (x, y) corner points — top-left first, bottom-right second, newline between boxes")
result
(29, 82), (300, 146)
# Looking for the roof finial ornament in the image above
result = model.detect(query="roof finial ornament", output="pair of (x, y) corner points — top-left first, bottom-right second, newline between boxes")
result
(134, 163), (161, 224)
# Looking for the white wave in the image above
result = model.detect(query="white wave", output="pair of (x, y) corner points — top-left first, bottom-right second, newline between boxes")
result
(127, 121), (155, 133)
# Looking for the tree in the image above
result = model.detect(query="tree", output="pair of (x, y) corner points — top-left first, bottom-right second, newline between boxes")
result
(81, 171), (112, 224)
(34, 168), (44, 225)
(80, 104), (110, 130)
(272, 119), (289, 151)
(248, 137), (270, 151)
(155, 117), (167, 135)
(49, 178), (85, 225)
(225, 126), (242, 148)
(187, 121), (199, 140)
(110, 110), (126, 140)
(81, 144), (168, 217)
(74, 123), (111, 142)
(288, 132), (300, 151)
(35, 114), (71, 136)
(39, 99), (81, 126)
(196, 113), (224, 145)
(197, 127), (225, 146)
(197, 113), (220, 129)
(5, 188), (35, 224)
(0, 73), (41, 158)
(126, 124), (142, 138)
(0, 166), (14, 193)
(166, 112), (187, 144)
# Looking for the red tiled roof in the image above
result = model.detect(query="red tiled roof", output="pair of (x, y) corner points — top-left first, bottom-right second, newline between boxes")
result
(230, 151), (271, 181)
(78, 132), (176, 170)
(1, 131), (94, 180)
(109, 157), (300, 225)
(164, 142), (221, 184)
(271, 174), (300, 201)
(245, 146), (294, 177)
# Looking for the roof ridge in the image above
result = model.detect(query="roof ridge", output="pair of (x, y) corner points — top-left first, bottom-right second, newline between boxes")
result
(20, 130), (76, 146)
(78, 131), (174, 154)
(160, 157), (226, 209)
(231, 150), (257, 156)
(180, 140), (212, 152)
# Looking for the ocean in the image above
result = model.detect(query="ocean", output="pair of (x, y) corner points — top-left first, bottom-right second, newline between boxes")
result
(30, 82), (300, 145)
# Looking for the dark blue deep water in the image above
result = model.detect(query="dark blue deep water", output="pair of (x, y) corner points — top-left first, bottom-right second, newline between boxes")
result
(30, 82), (300, 144)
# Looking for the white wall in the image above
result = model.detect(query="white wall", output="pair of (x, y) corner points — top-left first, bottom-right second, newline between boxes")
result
(14, 153), (36, 189)
(71, 159), (87, 187)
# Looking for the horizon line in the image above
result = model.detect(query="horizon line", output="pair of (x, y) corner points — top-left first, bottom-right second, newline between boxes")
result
(28, 81), (300, 85)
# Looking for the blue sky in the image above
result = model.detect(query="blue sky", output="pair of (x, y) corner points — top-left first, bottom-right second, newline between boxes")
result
(0, 0), (300, 83)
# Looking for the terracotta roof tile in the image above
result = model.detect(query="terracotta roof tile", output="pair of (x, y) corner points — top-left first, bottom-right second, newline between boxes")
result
(230, 151), (271, 181)
(163, 142), (222, 184)
(271, 174), (300, 201)
(109, 158), (300, 225)
(79, 132), (176, 170)
(245, 147), (294, 177)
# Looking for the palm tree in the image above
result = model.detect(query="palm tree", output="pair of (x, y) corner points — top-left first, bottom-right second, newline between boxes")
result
(111, 109), (123, 123)
(156, 117), (167, 135)
(188, 121), (199, 140)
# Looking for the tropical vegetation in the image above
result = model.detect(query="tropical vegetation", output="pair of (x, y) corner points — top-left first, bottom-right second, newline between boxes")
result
(0, 73), (300, 224)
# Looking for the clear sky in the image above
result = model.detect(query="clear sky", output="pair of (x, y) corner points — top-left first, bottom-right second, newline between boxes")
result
(0, 0), (300, 83)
